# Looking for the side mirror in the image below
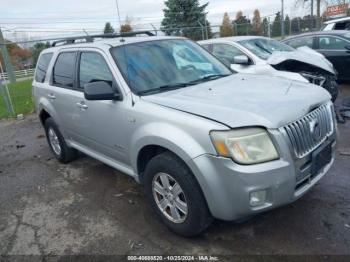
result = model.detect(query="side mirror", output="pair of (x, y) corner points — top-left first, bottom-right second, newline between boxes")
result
(84, 81), (121, 101)
(233, 55), (250, 65)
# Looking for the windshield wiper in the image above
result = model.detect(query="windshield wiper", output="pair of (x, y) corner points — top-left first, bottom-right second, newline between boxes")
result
(188, 74), (231, 84)
(137, 74), (230, 96)
(137, 82), (194, 96)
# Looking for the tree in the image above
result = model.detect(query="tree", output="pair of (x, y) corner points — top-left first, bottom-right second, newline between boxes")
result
(0, 40), (31, 70)
(262, 17), (270, 36)
(161, 0), (210, 40)
(284, 15), (291, 36)
(251, 9), (262, 35)
(301, 15), (317, 31)
(103, 22), (115, 34)
(30, 42), (50, 67)
(220, 13), (234, 37)
(291, 17), (302, 34)
(294, 0), (345, 28)
(272, 12), (282, 37)
(120, 24), (132, 33)
(120, 16), (133, 33)
(9, 46), (31, 69)
(233, 11), (251, 36)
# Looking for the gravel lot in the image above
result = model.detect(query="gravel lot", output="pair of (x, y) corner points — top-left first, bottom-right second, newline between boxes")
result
(0, 85), (350, 258)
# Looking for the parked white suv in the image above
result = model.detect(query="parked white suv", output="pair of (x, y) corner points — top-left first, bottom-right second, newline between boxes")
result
(322, 17), (350, 31)
(33, 32), (337, 236)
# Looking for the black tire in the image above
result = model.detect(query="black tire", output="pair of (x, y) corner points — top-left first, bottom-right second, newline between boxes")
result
(144, 151), (213, 237)
(323, 78), (338, 102)
(44, 118), (78, 163)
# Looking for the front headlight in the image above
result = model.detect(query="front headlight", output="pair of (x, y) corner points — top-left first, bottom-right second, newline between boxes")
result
(210, 128), (279, 164)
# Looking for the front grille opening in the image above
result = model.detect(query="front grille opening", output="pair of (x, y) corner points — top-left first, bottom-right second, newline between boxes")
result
(281, 103), (333, 158)
(295, 176), (310, 191)
(295, 171), (319, 191)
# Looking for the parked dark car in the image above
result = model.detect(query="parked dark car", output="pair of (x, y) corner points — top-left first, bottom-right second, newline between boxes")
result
(282, 31), (350, 82)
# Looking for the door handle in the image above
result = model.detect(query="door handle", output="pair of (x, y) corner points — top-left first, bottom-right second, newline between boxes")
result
(47, 93), (56, 100)
(76, 102), (88, 110)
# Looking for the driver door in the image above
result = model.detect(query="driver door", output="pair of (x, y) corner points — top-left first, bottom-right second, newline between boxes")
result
(72, 50), (129, 163)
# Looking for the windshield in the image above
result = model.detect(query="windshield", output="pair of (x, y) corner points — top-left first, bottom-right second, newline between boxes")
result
(110, 39), (232, 95)
(239, 38), (295, 60)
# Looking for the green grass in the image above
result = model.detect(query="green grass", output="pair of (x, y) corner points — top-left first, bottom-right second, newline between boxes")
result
(0, 79), (34, 119)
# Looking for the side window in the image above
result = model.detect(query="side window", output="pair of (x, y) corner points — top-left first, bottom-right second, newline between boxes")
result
(52, 52), (77, 88)
(346, 22), (350, 30)
(79, 52), (114, 89)
(334, 21), (350, 30)
(318, 36), (349, 50)
(286, 37), (314, 49)
(35, 53), (53, 83)
(212, 44), (246, 65)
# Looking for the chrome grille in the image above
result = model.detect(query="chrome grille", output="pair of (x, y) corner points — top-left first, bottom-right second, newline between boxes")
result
(281, 103), (334, 158)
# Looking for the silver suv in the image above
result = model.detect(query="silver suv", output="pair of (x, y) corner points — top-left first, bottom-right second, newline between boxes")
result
(33, 32), (337, 237)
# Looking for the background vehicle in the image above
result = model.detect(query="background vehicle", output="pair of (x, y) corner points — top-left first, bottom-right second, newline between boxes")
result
(33, 33), (336, 237)
(322, 17), (350, 31)
(282, 31), (350, 83)
(199, 36), (339, 101)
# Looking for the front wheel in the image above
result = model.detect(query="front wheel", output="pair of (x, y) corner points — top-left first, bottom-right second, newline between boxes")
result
(144, 152), (213, 237)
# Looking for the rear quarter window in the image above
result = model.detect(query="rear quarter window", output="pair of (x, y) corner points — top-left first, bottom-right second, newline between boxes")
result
(35, 53), (53, 83)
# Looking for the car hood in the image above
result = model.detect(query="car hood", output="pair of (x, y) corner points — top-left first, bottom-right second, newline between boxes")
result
(267, 46), (335, 74)
(141, 74), (331, 129)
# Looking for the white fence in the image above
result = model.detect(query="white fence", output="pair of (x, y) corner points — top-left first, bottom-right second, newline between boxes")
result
(0, 68), (35, 81)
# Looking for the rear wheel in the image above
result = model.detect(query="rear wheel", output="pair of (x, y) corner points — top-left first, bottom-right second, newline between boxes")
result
(144, 151), (213, 237)
(44, 118), (78, 163)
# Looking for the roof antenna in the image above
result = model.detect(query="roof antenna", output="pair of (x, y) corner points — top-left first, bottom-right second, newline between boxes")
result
(82, 29), (93, 42)
(115, 0), (135, 106)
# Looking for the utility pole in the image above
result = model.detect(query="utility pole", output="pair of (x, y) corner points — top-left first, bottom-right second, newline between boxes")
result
(281, 0), (285, 39)
(316, 0), (321, 30)
(307, 0), (314, 30)
(0, 27), (16, 83)
(204, 19), (209, 40)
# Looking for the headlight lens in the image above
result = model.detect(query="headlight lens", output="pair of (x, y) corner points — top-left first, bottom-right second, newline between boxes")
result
(210, 128), (279, 164)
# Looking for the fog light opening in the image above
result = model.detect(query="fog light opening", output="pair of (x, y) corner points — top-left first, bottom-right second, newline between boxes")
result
(250, 190), (267, 207)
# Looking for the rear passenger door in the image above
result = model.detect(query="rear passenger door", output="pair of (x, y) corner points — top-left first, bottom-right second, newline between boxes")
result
(49, 51), (83, 136)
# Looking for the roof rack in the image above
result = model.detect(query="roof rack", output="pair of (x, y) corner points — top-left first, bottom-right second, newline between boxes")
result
(51, 30), (155, 47)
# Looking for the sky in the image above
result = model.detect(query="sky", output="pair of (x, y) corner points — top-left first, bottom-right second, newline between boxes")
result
(0, 0), (313, 43)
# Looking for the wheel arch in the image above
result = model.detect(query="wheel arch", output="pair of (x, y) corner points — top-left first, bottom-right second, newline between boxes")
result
(39, 109), (51, 125)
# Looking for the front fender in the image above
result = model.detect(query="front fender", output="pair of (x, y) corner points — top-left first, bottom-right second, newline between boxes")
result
(130, 121), (212, 174)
